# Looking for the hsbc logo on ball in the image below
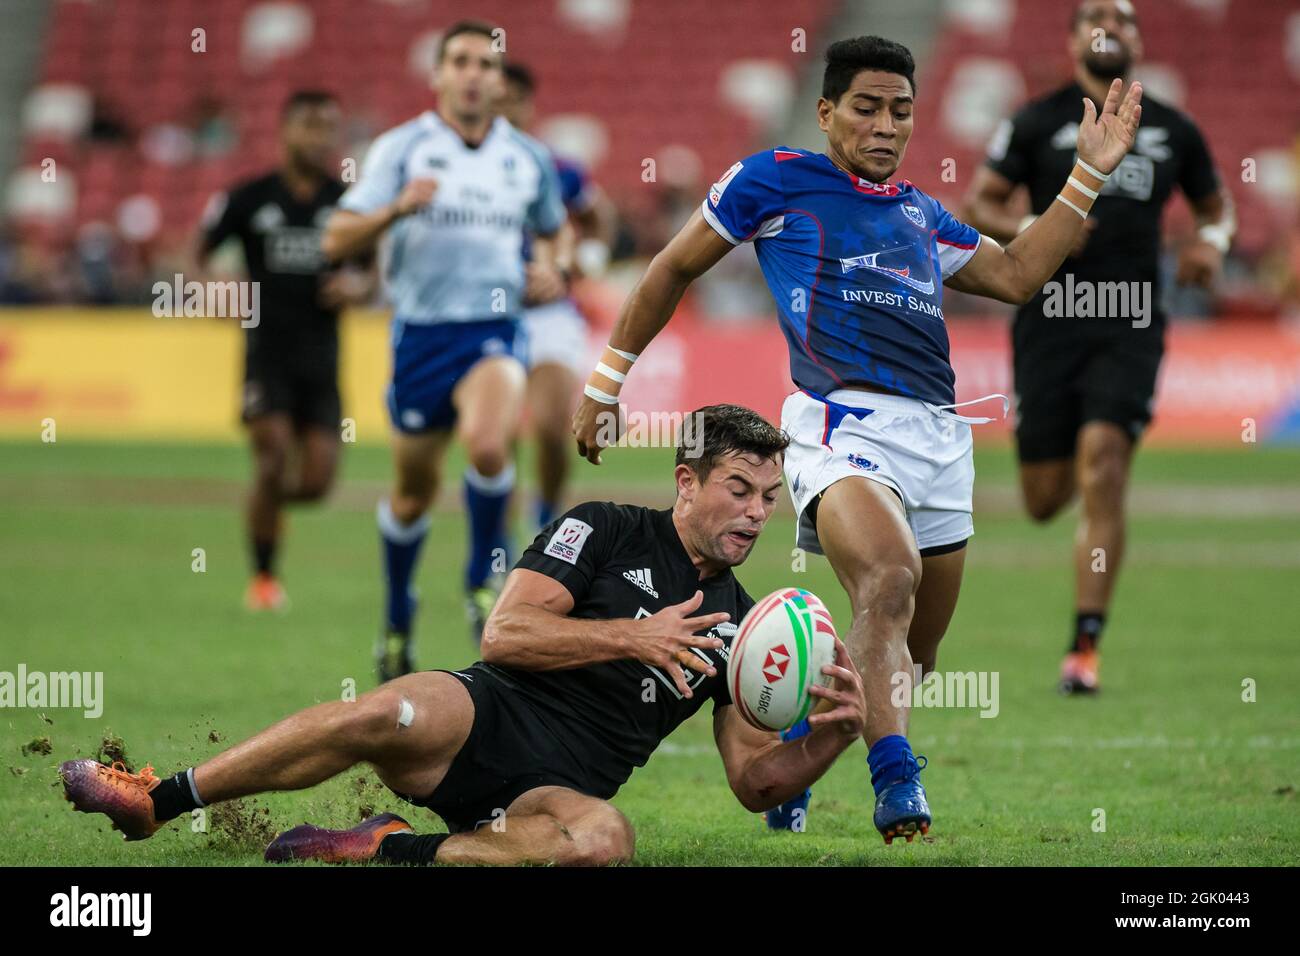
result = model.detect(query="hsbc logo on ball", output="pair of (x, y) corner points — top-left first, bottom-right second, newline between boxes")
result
(762, 644), (790, 684)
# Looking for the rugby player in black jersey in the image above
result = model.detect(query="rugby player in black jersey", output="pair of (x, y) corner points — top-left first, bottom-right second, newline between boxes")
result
(59, 405), (867, 865)
(963, 0), (1230, 693)
(196, 90), (374, 612)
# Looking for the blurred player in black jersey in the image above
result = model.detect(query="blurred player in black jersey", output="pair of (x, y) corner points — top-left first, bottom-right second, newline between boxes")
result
(964, 0), (1232, 694)
(197, 90), (373, 611)
(60, 405), (868, 865)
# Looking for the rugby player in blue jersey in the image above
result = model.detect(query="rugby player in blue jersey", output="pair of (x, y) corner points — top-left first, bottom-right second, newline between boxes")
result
(322, 20), (569, 680)
(572, 36), (1142, 843)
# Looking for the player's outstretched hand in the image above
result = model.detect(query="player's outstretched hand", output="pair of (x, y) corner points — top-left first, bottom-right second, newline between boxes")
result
(394, 177), (438, 217)
(806, 638), (866, 740)
(573, 394), (620, 465)
(1075, 77), (1142, 176)
(632, 590), (729, 700)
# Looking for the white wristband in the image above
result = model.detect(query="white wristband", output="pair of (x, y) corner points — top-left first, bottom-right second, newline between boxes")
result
(1075, 158), (1111, 182)
(595, 362), (626, 384)
(1198, 223), (1231, 255)
(583, 383), (620, 405)
(1055, 193), (1089, 219)
(1066, 175), (1100, 200)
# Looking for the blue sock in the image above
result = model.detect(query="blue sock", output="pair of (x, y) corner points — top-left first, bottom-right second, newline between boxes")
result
(766, 719), (813, 830)
(377, 499), (430, 635)
(867, 734), (915, 797)
(536, 497), (557, 530)
(463, 463), (514, 591)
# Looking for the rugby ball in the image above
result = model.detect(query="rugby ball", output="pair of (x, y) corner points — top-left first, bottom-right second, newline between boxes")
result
(728, 588), (838, 731)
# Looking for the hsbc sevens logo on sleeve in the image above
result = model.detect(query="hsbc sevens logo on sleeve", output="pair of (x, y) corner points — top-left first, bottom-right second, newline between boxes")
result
(543, 518), (593, 565)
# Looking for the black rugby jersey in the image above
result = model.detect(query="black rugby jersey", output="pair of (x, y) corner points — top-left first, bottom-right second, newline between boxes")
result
(199, 171), (346, 363)
(986, 82), (1218, 337)
(485, 501), (756, 797)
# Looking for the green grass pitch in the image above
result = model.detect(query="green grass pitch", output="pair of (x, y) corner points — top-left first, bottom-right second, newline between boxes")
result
(2, 438), (1297, 865)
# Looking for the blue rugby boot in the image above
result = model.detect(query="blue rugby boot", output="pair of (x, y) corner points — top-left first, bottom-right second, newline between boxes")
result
(873, 753), (930, 844)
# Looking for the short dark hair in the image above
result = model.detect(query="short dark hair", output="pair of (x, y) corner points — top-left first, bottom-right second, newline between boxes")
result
(675, 404), (789, 482)
(281, 89), (337, 121)
(1072, 0), (1139, 29)
(503, 62), (536, 95)
(438, 19), (500, 63)
(821, 35), (916, 103)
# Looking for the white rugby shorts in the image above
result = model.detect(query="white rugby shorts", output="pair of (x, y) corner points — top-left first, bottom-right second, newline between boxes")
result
(781, 388), (978, 555)
(521, 298), (590, 376)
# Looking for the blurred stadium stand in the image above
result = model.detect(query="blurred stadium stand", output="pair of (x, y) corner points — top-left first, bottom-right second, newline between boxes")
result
(0, 0), (1296, 315)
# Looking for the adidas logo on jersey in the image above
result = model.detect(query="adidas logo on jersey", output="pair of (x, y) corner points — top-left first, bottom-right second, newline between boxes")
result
(623, 568), (659, 598)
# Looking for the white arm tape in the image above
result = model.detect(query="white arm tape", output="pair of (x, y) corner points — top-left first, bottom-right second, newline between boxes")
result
(595, 362), (626, 384)
(1075, 158), (1111, 182)
(1197, 223), (1232, 255)
(1066, 175), (1099, 200)
(583, 383), (620, 405)
(609, 347), (639, 362)
(1055, 193), (1089, 219)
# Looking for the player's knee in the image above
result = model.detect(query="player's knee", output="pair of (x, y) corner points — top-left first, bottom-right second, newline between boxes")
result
(297, 472), (334, 502)
(390, 491), (431, 525)
(254, 449), (288, 488)
(567, 809), (635, 867)
(850, 562), (919, 622)
(465, 441), (511, 479)
(340, 689), (410, 751)
(1022, 474), (1074, 522)
(1024, 490), (1065, 523)
(1079, 451), (1127, 501)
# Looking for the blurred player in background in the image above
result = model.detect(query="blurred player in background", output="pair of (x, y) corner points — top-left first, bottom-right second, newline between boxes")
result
(321, 21), (567, 681)
(963, 0), (1230, 694)
(495, 62), (616, 530)
(196, 90), (373, 612)
(573, 36), (1142, 842)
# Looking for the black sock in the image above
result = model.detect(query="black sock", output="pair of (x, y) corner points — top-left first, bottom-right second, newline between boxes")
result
(150, 769), (201, 822)
(1072, 612), (1105, 653)
(253, 538), (275, 576)
(376, 831), (449, 866)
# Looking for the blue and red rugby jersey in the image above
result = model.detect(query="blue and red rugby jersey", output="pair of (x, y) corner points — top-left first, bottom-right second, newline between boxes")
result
(700, 147), (982, 406)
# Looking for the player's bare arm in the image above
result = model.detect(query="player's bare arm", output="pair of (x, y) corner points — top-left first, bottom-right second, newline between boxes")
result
(483, 568), (727, 697)
(1178, 190), (1230, 287)
(946, 78), (1143, 304)
(962, 166), (1023, 244)
(320, 176), (438, 262)
(572, 209), (733, 463)
(713, 639), (866, 811)
(964, 166), (1098, 257)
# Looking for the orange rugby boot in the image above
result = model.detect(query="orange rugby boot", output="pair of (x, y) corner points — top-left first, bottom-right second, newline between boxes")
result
(60, 759), (163, 841)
